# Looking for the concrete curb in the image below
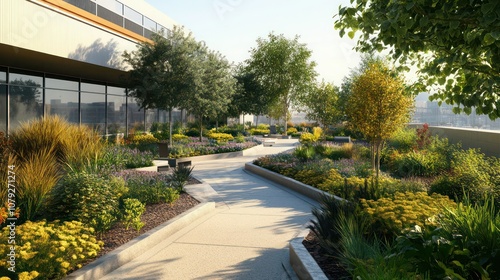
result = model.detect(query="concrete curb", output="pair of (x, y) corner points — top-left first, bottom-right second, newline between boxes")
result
(244, 162), (340, 202)
(244, 163), (339, 280)
(155, 143), (264, 164)
(64, 201), (216, 280)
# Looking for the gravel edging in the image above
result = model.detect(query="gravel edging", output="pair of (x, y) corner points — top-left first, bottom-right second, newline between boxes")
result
(64, 201), (215, 280)
(244, 162), (341, 280)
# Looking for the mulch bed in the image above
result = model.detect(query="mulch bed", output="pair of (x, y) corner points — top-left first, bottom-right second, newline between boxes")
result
(302, 231), (352, 280)
(74, 177), (202, 273)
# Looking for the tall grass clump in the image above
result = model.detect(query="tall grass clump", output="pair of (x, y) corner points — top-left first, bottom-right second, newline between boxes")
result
(16, 148), (62, 222)
(10, 115), (103, 169)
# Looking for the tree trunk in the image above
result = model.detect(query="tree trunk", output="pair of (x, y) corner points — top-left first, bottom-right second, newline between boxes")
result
(168, 109), (173, 146)
(199, 115), (203, 141)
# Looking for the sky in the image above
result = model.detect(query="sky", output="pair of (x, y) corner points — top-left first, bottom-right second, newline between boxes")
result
(144, 0), (362, 86)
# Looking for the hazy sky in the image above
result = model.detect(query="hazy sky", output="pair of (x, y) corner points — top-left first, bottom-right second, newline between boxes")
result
(145, 0), (361, 86)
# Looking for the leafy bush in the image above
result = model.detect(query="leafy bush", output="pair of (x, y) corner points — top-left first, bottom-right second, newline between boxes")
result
(430, 148), (496, 204)
(323, 143), (353, 160)
(115, 171), (180, 205)
(46, 172), (125, 233)
(386, 127), (417, 153)
(287, 127), (298, 134)
(388, 150), (446, 177)
(98, 145), (155, 172)
(248, 128), (270, 135)
(0, 220), (103, 280)
(121, 198), (145, 231)
(361, 192), (456, 239)
(299, 132), (317, 144)
(293, 145), (317, 162)
(128, 133), (159, 145)
(207, 132), (234, 143)
(172, 133), (189, 141)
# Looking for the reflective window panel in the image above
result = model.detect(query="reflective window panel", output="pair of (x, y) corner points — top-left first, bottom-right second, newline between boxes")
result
(0, 85), (6, 132)
(45, 88), (79, 123)
(46, 77), (78, 91)
(81, 92), (106, 133)
(82, 82), (105, 94)
(127, 96), (144, 132)
(107, 94), (126, 134)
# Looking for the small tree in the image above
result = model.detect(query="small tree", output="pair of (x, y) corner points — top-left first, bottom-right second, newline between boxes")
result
(246, 33), (317, 135)
(347, 60), (413, 177)
(184, 49), (237, 140)
(303, 81), (341, 133)
(123, 26), (199, 145)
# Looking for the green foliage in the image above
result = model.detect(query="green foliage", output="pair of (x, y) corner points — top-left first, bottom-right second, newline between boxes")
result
(98, 145), (155, 172)
(207, 132), (234, 143)
(169, 165), (194, 192)
(0, 220), (103, 280)
(10, 115), (104, 169)
(386, 127), (417, 152)
(389, 150), (446, 177)
(293, 145), (317, 162)
(361, 192), (457, 239)
(299, 132), (318, 144)
(286, 127), (298, 134)
(307, 195), (356, 256)
(234, 133), (245, 143)
(121, 198), (145, 231)
(16, 148), (62, 222)
(430, 148), (497, 205)
(303, 82), (342, 130)
(248, 128), (270, 135)
(246, 32), (318, 133)
(46, 171), (124, 233)
(115, 171), (180, 205)
(335, 0), (500, 119)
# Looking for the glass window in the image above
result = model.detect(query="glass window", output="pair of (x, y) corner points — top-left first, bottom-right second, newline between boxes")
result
(97, 0), (122, 15)
(9, 73), (43, 86)
(127, 96), (144, 132)
(81, 92), (106, 133)
(0, 71), (6, 83)
(108, 86), (126, 96)
(145, 109), (158, 132)
(45, 78), (78, 91)
(144, 17), (157, 31)
(107, 94), (126, 135)
(124, 6), (142, 25)
(9, 84), (43, 132)
(82, 82), (105, 93)
(45, 89), (79, 124)
(0, 85), (6, 132)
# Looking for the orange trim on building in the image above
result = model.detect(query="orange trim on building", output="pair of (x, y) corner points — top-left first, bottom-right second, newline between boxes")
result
(39, 0), (152, 43)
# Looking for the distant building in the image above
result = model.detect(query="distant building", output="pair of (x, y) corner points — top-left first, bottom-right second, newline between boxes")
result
(411, 92), (500, 130)
(0, 0), (180, 134)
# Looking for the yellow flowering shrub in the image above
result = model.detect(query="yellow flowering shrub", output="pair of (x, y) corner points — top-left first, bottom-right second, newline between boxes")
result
(129, 133), (159, 145)
(0, 220), (103, 280)
(361, 192), (456, 238)
(207, 133), (234, 143)
(299, 132), (317, 144)
(286, 127), (298, 134)
(293, 169), (329, 188)
(172, 134), (188, 141)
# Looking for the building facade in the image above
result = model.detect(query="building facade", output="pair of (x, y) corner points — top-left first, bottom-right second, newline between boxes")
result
(0, 0), (179, 135)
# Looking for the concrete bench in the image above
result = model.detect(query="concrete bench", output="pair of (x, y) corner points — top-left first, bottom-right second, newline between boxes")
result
(168, 158), (192, 168)
(263, 139), (276, 147)
(333, 136), (351, 143)
(157, 165), (170, 172)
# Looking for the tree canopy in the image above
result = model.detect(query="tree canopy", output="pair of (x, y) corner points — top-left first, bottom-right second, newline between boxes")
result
(335, 0), (500, 119)
(246, 33), (317, 134)
(123, 26), (200, 144)
(347, 60), (413, 177)
(303, 81), (342, 131)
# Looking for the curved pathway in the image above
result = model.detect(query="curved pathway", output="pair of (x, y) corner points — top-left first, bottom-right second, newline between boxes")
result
(101, 139), (318, 280)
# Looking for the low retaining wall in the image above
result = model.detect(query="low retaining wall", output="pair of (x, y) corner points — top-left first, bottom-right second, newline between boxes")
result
(409, 124), (500, 157)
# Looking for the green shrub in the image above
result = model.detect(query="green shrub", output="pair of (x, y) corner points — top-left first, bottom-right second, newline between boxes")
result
(323, 143), (353, 160)
(121, 198), (145, 231)
(234, 133), (245, 143)
(293, 145), (317, 162)
(389, 150), (446, 177)
(115, 171), (180, 205)
(287, 127), (298, 134)
(430, 148), (495, 204)
(361, 192), (456, 239)
(46, 172), (125, 233)
(386, 127), (417, 152)
(0, 220), (103, 280)
(299, 132), (317, 144)
(169, 165), (194, 192)
(292, 159), (334, 188)
(248, 128), (270, 135)
(172, 133), (189, 141)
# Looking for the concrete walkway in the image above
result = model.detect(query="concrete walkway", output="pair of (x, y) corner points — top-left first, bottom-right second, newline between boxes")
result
(101, 139), (318, 280)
